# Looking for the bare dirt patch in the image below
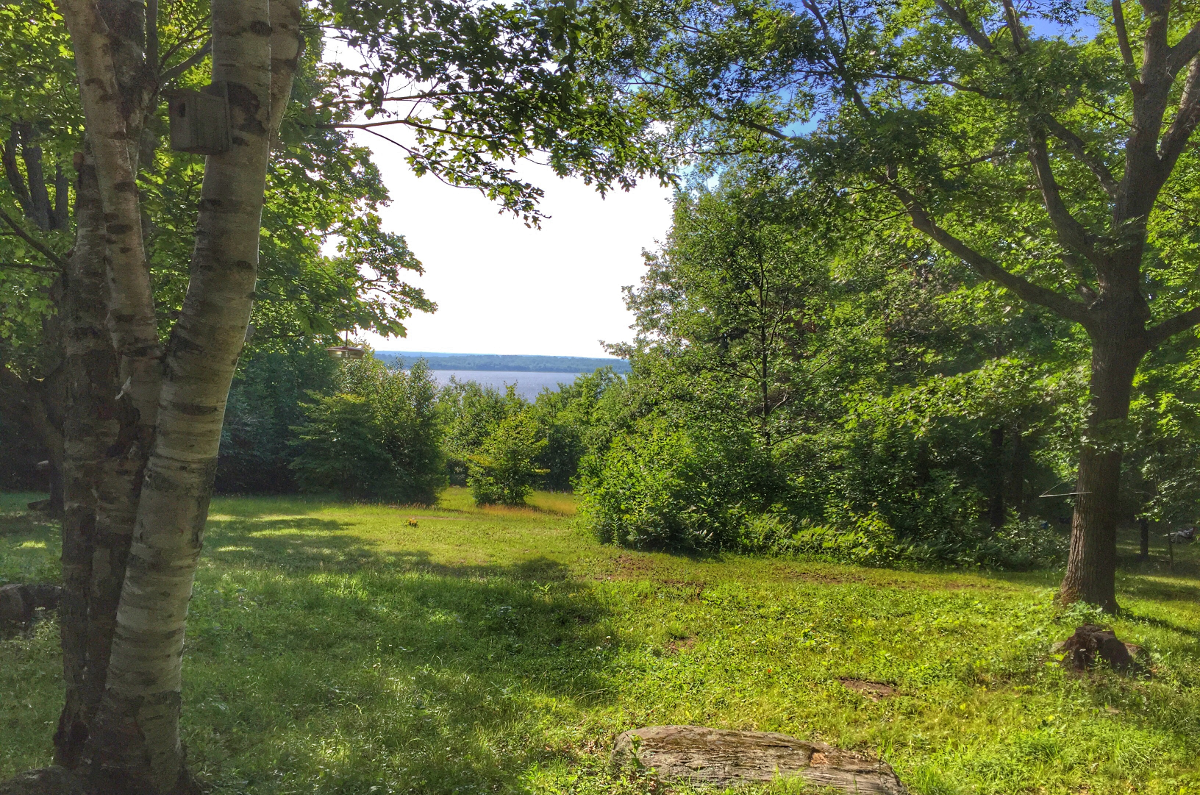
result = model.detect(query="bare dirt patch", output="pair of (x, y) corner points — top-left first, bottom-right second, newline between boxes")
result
(665, 635), (698, 654)
(839, 678), (896, 701)
(612, 553), (657, 577)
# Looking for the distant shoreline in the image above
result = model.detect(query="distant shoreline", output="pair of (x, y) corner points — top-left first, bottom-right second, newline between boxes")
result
(374, 351), (631, 374)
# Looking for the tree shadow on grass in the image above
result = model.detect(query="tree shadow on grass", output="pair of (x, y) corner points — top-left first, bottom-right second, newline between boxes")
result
(188, 512), (615, 794)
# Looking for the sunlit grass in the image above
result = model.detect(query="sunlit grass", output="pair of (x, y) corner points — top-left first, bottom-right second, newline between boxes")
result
(1, 489), (1199, 794)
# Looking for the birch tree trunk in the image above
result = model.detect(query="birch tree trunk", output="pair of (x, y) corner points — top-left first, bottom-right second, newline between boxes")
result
(55, 154), (121, 768)
(79, 0), (301, 788)
(56, 0), (165, 749)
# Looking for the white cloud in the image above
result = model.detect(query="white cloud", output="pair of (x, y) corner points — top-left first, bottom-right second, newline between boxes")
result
(353, 130), (674, 357)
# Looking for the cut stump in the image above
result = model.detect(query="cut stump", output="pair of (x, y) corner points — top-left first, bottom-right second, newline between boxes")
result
(1056, 625), (1147, 676)
(611, 725), (907, 793)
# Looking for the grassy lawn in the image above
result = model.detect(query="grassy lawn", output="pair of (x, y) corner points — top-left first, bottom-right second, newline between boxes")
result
(2, 488), (1199, 794)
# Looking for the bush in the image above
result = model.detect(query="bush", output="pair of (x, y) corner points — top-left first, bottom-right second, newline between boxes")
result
(910, 515), (1069, 570)
(579, 418), (775, 551)
(530, 368), (622, 490)
(290, 394), (394, 498)
(468, 411), (547, 506)
(216, 342), (338, 493)
(290, 356), (444, 503)
(439, 380), (525, 486)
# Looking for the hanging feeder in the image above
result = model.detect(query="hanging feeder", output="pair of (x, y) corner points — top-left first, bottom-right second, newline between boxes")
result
(327, 330), (365, 360)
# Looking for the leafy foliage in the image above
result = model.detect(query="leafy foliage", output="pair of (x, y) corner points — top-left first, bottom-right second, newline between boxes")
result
(290, 355), (445, 504)
(581, 415), (776, 550)
(439, 380), (527, 486)
(316, 0), (671, 225)
(216, 342), (340, 494)
(468, 411), (548, 506)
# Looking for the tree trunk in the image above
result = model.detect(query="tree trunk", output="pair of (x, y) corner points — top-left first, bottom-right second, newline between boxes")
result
(84, 1), (301, 790)
(987, 424), (1004, 530)
(25, 386), (64, 513)
(55, 156), (120, 769)
(1059, 340), (1144, 612)
(1138, 517), (1149, 560)
(1006, 424), (1026, 518)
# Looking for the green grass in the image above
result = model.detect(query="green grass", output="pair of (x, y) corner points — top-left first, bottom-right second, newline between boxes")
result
(2, 488), (1199, 794)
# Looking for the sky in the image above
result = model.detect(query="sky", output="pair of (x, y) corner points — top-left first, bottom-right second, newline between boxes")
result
(352, 131), (675, 358)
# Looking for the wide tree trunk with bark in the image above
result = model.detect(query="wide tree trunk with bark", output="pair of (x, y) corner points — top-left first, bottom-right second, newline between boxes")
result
(42, 0), (301, 789)
(1059, 336), (1145, 611)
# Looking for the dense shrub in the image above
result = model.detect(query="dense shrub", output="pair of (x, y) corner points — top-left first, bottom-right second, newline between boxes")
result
(290, 394), (393, 496)
(439, 380), (524, 486)
(468, 411), (547, 505)
(530, 368), (621, 490)
(579, 418), (775, 550)
(291, 356), (444, 503)
(909, 515), (1070, 570)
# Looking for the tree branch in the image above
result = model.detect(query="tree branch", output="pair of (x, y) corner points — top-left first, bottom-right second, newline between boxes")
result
(2, 128), (33, 217)
(325, 118), (500, 145)
(147, 0), (159, 72)
(158, 39), (211, 85)
(888, 180), (1090, 326)
(157, 17), (210, 66)
(1147, 304), (1200, 347)
(1026, 127), (1102, 267)
(1000, 0), (1026, 53)
(1168, 23), (1200, 77)
(0, 206), (67, 270)
(1158, 56), (1200, 171)
(932, 0), (994, 54)
(0, 261), (61, 274)
(1041, 115), (1118, 198)
(1112, 0), (1136, 72)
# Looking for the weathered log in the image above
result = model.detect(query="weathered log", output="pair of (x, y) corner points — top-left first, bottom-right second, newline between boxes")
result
(611, 725), (907, 794)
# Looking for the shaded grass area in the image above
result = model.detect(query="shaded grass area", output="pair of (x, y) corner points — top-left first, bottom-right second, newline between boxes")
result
(0, 489), (1197, 794)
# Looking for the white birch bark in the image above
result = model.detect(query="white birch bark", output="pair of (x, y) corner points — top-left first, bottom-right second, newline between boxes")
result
(56, 0), (161, 429)
(85, 0), (302, 789)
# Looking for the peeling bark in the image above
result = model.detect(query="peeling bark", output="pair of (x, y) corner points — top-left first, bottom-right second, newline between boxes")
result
(57, 0), (162, 449)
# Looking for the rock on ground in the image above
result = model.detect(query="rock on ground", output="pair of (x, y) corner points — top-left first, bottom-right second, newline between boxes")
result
(0, 767), (84, 795)
(611, 725), (907, 794)
(0, 583), (61, 628)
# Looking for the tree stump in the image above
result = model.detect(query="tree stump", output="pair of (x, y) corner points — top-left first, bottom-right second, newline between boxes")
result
(1056, 625), (1147, 676)
(611, 725), (907, 793)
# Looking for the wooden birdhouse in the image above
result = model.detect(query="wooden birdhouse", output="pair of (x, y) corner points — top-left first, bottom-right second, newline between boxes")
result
(166, 84), (230, 155)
